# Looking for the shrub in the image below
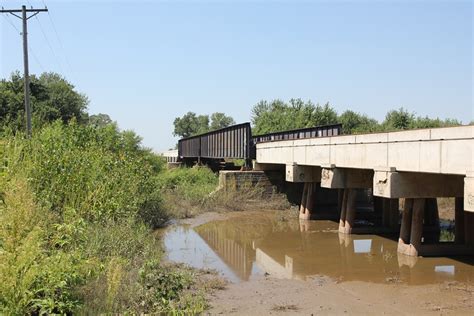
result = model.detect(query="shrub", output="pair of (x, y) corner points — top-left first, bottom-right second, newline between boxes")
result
(0, 178), (87, 315)
(3, 121), (167, 228)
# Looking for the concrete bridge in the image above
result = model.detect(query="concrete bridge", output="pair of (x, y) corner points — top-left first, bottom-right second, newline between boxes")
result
(173, 124), (474, 257)
(255, 125), (474, 257)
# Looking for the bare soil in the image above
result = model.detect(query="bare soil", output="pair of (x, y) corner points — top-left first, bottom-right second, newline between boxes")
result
(174, 208), (472, 315)
(206, 275), (474, 315)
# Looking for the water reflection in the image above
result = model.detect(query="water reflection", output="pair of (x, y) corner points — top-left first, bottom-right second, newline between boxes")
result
(163, 211), (474, 285)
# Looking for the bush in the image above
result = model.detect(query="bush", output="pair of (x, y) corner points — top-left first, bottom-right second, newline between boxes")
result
(3, 121), (167, 227)
(0, 178), (87, 315)
(0, 121), (181, 314)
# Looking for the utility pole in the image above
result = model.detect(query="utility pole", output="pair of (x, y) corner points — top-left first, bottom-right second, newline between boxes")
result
(1, 5), (48, 137)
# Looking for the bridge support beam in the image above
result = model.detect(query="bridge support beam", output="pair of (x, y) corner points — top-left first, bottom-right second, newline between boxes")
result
(320, 165), (373, 189)
(465, 171), (474, 212)
(373, 168), (464, 199)
(286, 163), (321, 183)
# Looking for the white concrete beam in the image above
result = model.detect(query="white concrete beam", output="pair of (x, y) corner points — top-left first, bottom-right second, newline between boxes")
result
(286, 163), (321, 183)
(465, 171), (474, 212)
(373, 169), (464, 198)
(321, 166), (373, 189)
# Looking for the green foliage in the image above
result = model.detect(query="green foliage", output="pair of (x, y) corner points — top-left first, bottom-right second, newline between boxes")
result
(210, 112), (236, 130)
(173, 112), (210, 138)
(251, 98), (338, 135)
(0, 121), (182, 314)
(89, 113), (113, 128)
(139, 261), (191, 304)
(382, 108), (415, 130)
(251, 100), (463, 135)
(338, 110), (380, 134)
(173, 111), (235, 138)
(0, 178), (87, 315)
(5, 121), (166, 227)
(382, 108), (461, 131)
(0, 72), (89, 132)
(158, 166), (218, 201)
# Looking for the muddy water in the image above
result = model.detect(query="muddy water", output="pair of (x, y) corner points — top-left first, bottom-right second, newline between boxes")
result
(164, 211), (474, 285)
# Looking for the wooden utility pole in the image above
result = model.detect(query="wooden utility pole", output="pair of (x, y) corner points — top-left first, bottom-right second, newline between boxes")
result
(1, 5), (48, 137)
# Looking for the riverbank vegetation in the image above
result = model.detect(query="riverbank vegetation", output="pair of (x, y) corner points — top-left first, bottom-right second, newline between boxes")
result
(0, 121), (225, 314)
(1, 72), (468, 313)
(0, 73), (225, 314)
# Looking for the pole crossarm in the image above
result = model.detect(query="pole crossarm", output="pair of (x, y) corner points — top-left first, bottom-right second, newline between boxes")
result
(0, 8), (48, 13)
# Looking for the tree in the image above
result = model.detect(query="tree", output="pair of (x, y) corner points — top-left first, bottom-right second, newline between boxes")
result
(338, 110), (379, 134)
(89, 113), (113, 128)
(210, 112), (235, 130)
(173, 111), (235, 138)
(0, 72), (88, 132)
(382, 108), (415, 130)
(251, 98), (338, 135)
(173, 112), (209, 138)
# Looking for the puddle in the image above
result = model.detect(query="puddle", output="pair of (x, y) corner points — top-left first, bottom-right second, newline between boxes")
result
(163, 211), (474, 285)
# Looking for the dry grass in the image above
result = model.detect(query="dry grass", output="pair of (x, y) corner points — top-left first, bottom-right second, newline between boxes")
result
(163, 184), (290, 220)
(271, 304), (300, 312)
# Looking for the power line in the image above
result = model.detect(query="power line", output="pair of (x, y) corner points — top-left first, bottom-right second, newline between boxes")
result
(29, 45), (46, 73)
(42, 0), (77, 83)
(34, 14), (65, 74)
(2, 10), (44, 73)
(2, 12), (21, 34)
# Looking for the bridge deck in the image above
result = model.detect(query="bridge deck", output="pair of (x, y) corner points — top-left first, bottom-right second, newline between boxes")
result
(256, 125), (473, 176)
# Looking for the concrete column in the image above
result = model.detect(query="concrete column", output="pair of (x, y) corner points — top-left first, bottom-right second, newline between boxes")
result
(382, 198), (399, 230)
(339, 189), (348, 230)
(409, 198), (426, 256)
(455, 197), (465, 244)
(423, 198), (440, 243)
(373, 196), (384, 219)
(424, 198), (439, 226)
(337, 189), (344, 216)
(299, 183), (308, 219)
(399, 198), (413, 244)
(344, 189), (357, 234)
(304, 183), (315, 220)
(339, 189), (356, 234)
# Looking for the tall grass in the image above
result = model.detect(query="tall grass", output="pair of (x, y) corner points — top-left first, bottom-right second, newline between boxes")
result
(0, 122), (209, 314)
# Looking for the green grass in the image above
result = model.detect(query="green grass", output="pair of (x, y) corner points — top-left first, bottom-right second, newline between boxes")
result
(0, 122), (214, 314)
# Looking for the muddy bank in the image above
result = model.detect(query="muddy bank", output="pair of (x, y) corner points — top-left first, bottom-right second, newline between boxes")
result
(208, 276), (474, 315)
(163, 210), (474, 315)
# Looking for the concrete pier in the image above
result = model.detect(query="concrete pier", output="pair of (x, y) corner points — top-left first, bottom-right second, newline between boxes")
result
(256, 125), (474, 257)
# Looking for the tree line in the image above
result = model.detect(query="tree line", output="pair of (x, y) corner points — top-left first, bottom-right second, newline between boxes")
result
(251, 98), (465, 135)
(172, 98), (468, 139)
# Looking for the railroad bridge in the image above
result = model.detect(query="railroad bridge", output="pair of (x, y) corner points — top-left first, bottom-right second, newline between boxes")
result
(172, 123), (474, 257)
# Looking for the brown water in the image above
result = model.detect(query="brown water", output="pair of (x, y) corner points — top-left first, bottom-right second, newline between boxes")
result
(164, 211), (474, 285)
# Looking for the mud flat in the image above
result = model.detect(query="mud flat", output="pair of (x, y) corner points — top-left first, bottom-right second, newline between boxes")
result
(163, 210), (474, 315)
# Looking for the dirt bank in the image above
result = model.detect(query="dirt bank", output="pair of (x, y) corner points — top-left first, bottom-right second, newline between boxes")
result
(207, 275), (473, 315)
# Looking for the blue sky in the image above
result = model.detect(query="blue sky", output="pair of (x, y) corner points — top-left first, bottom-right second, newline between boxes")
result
(1, 0), (472, 151)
